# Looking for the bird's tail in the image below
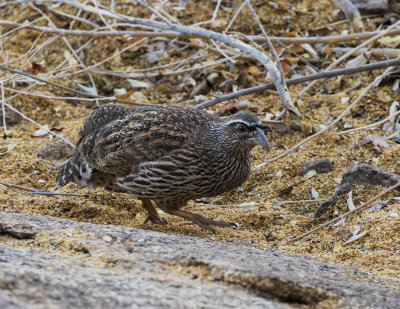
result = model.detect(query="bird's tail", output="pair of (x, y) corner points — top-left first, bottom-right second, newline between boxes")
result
(54, 154), (91, 189)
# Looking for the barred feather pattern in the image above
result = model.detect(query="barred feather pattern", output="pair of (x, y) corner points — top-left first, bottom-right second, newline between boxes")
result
(55, 104), (264, 211)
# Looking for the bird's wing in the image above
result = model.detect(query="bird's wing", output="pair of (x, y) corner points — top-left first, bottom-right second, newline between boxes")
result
(76, 104), (132, 145)
(77, 106), (211, 176)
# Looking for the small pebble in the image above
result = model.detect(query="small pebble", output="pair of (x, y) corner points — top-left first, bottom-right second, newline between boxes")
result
(103, 234), (113, 242)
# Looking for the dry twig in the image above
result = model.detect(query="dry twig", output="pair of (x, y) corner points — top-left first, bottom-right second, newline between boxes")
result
(29, 0), (299, 116)
(3, 19), (400, 45)
(195, 58), (400, 110)
(339, 110), (400, 135)
(285, 181), (400, 243)
(0, 64), (153, 106)
(333, 0), (364, 32)
(294, 20), (400, 102)
(257, 59), (398, 167)
(0, 180), (88, 197)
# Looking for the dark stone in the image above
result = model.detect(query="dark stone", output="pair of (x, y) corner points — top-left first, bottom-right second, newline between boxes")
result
(315, 164), (400, 217)
(300, 158), (333, 175)
(0, 109), (22, 126)
(37, 141), (73, 161)
(351, 0), (389, 13)
(309, 101), (322, 109)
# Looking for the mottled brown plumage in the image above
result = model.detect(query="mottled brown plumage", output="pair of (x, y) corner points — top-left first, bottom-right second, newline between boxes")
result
(55, 104), (269, 232)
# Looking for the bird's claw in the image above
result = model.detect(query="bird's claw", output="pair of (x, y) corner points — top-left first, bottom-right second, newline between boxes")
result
(190, 215), (238, 233)
(143, 215), (168, 225)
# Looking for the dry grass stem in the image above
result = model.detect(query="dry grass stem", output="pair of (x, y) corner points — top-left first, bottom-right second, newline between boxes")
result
(286, 182), (400, 243)
(332, 47), (400, 58)
(257, 62), (395, 167)
(295, 20), (400, 102)
(339, 110), (400, 135)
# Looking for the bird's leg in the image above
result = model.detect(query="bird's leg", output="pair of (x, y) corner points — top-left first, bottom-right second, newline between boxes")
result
(157, 205), (237, 233)
(140, 198), (167, 225)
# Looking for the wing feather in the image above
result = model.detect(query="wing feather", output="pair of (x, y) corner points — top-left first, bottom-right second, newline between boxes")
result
(76, 104), (215, 176)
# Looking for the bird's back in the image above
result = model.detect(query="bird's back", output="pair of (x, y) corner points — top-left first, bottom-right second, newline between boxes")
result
(77, 104), (217, 175)
(55, 104), (220, 190)
(76, 103), (132, 146)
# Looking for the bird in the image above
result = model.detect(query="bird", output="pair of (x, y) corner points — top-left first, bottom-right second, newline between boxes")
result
(55, 103), (270, 232)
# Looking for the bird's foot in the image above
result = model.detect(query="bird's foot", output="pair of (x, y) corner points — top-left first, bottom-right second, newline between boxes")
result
(190, 214), (238, 233)
(143, 215), (168, 225)
(140, 198), (167, 226)
(160, 208), (238, 233)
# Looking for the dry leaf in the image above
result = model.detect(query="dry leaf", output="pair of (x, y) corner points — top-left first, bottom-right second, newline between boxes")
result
(359, 134), (390, 154)
(27, 61), (45, 73)
(0, 143), (15, 156)
(345, 225), (366, 245)
(345, 52), (369, 68)
(218, 102), (240, 116)
(73, 80), (98, 96)
(347, 190), (355, 211)
(311, 187), (319, 200)
(127, 79), (152, 89)
(115, 90), (134, 101)
(32, 125), (50, 137)
(279, 59), (292, 74)
(304, 170), (317, 179)
(114, 88), (127, 96)
(129, 91), (150, 103)
(64, 50), (78, 66)
(379, 35), (400, 48)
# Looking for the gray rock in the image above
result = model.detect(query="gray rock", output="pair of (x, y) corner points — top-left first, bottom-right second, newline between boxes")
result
(351, 0), (389, 13)
(0, 212), (399, 308)
(0, 109), (22, 126)
(37, 141), (73, 161)
(309, 101), (322, 109)
(300, 158), (333, 175)
(315, 164), (400, 217)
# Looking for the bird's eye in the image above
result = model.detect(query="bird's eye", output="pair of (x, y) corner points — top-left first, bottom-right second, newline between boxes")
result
(237, 124), (247, 132)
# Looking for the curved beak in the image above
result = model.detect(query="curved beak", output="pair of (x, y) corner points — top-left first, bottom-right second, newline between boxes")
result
(255, 127), (270, 151)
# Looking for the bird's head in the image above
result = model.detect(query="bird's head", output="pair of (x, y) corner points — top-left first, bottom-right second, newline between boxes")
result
(222, 112), (270, 152)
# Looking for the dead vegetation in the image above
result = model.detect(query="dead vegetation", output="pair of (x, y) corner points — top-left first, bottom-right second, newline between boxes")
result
(0, 0), (400, 285)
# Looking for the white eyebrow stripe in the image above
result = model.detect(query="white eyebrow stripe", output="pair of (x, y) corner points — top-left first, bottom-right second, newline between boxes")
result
(224, 119), (260, 127)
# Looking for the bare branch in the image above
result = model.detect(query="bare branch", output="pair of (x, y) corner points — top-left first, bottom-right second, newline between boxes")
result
(3, 19), (400, 45)
(194, 58), (400, 110)
(295, 19), (400, 102)
(0, 20), (400, 44)
(0, 64), (153, 106)
(257, 59), (399, 168)
(15, 0), (298, 116)
(245, 0), (292, 116)
(0, 20), (182, 38)
(333, 0), (364, 32)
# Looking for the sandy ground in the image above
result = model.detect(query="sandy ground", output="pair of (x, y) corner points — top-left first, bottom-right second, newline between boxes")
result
(0, 0), (399, 285)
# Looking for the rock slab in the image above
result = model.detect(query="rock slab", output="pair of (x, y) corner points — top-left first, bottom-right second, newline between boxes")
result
(0, 212), (399, 308)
